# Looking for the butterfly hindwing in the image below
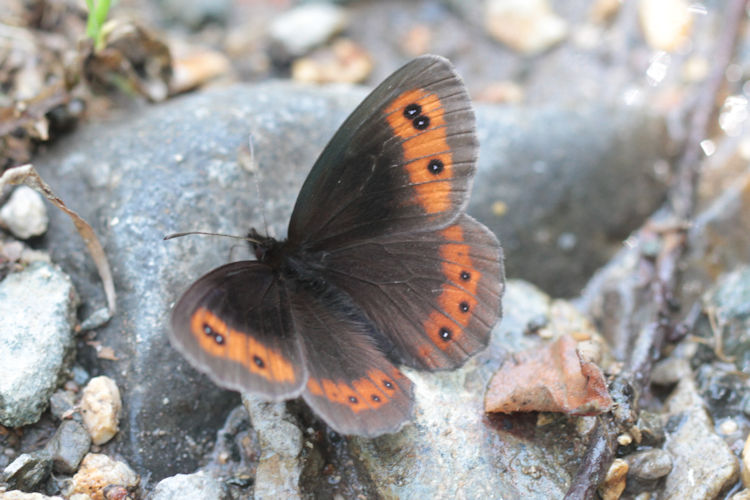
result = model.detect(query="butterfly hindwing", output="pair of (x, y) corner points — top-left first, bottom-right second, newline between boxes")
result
(170, 261), (307, 399)
(320, 214), (504, 370)
(289, 55), (478, 250)
(287, 282), (414, 436)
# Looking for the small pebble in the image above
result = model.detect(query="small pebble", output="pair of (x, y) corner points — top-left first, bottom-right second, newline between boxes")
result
(291, 39), (372, 84)
(269, 4), (348, 58)
(626, 448), (673, 480)
(0, 186), (49, 240)
(650, 357), (691, 386)
(68, 453), (138, 500)
(151, 471), (225, 500)
(617, 433), (633, 446)
(719, 418), (739, 436)
(171, 47), (232, 94)
(589, 0), (621, 24)
(45, 420), (91, 474)
(485, 0), (567, 55)
(638, 0), (693, 51)
(2, 451), (53, 491)
(598, 458), (628, 500)
(80, 376), (122, 445)
(49, 389), (76, 420)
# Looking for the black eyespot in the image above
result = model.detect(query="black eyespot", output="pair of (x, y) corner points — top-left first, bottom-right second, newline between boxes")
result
(413, 115), (430, 130)
(460, 301), (470, 313)
(383, 380), (393, 389)
(372, 395), (381, 402)
(214, 334), (225, 345)
(203, 324), (213, 336)
(439, 327), (452, 340)
(349, 396), (358, 404)
(460, 271), (471, 281)
(253, 355), (265, 368)
(404, 103), (421, 118)
(428, 159), (444, 174)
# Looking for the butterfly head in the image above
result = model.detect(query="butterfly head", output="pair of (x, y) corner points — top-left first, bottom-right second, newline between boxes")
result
(247, 228), (283, 265)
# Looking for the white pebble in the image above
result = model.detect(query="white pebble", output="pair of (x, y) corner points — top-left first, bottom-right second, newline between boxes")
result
(0, 186), (48, 239)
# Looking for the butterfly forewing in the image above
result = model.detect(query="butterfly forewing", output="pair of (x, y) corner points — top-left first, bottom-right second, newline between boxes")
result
(288, 55), (478, 250)
(170, 262), (307, 399)
(320, 215), (504, 370)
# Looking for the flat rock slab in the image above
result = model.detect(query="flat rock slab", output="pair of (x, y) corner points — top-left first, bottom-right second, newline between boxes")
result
(35, 82), (665, 480)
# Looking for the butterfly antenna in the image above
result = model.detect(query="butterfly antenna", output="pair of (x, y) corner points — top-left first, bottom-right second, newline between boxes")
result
(163, 231), (262, 245)
(242, 134), (269, 235)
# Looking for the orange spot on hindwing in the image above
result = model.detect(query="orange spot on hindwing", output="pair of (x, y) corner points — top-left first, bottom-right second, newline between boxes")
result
(421, 224), (483, 350)
(384, 89), (453, 215)
(305, 368), (403, 413)
(190, 308), (296, 383)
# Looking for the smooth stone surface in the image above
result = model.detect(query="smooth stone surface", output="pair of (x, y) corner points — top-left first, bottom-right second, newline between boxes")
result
(470, 103), (669, 297)
(151, 471), (227, 500)
(45, 420), (91, 474)
(35, 82), (665, 478)
(662, 378), (739, 499)
(0, 262), (78, 427)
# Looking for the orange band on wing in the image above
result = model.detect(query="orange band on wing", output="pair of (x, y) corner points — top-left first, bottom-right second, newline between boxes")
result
(190, 307), (296, 383)
(421, 223), (483, 349)
(305, 368), (402, 413)
(384, 89), (453, 215)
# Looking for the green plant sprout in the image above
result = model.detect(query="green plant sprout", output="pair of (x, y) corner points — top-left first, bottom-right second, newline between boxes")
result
(85, 0), (111, 51)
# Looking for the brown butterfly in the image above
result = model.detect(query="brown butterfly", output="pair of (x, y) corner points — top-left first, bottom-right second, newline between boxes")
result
(169, 55), (505, 437)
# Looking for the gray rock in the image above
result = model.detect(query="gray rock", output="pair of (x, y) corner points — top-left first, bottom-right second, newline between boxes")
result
(662, 378), (739, 499)
(0, 262), (78, 427)
(470, 104), (668, 297)
(1, 451), (53, 492)
(680, 163), (750, 310)
(651, 358), (692, 386)
(48, 390), (76, 420)
(151, 470), (227, 500)
(243, 396), (303, 500)
(626, 448), (672, 480)
(34, 82), (665, 479)
(635, 411), (666, 448)
(45, 420), (91, 474)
